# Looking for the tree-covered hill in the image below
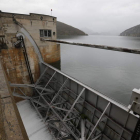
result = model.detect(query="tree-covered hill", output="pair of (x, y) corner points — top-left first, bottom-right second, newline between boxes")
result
(120, 24), (140, 37)
(57, 21), (87, 36)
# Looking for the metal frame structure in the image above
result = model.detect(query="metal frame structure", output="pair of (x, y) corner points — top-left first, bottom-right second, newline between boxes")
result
(11, 61), (139, 140)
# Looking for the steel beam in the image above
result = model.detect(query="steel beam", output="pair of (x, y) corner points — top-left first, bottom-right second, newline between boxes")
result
(13, 93), (30, 99)
(64, 115), (80, 122)
(35, 67), (48, 86)
(40, 71), (56, 94)
(10, 83), (35, 87)
(50, 78), (68, 104)
(87, 102), (110, 140)
(52, 106), (69, 112)
(92, 133), (102, 140)
(52, 101), (67, 106)
(11, 83), (54, 93)
(35, 86), (54, 93)
(44, 79), (68, 119)
(81, 119), (85, 140)
(13, 91), (48, 109)
(63, 88), (85, 121)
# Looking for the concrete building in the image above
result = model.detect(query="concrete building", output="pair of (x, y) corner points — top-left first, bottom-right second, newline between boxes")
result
(0, 11), (60, 101)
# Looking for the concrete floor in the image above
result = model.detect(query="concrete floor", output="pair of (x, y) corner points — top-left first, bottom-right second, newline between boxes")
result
(17, 100), (53, 140)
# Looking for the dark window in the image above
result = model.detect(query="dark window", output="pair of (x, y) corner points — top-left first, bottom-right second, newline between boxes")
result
(44, 30), (48, 37)
(40, 30), (44, 37)
(48, 30), (51, 37)
(40, 16), (43, 20)
(40, 29), (52, 37)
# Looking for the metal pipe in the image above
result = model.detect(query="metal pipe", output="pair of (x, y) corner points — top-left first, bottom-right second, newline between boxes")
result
(42, 38), (140, 55)
(81, 119), (85, 140)
(63, 88), (85, 121)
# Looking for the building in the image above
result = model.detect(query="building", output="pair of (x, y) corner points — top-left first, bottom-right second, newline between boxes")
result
(0, 11), (60, 101)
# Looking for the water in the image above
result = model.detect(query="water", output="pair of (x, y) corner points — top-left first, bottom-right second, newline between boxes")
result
(58, 35), (140, 105)
(17, 100), (53, 140)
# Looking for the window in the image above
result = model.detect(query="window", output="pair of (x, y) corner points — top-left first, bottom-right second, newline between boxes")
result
(48, 30), (51, 37)
(40, 30), (52, 37)
(40, 30), (44, 37)
(44, 30), (47, 37)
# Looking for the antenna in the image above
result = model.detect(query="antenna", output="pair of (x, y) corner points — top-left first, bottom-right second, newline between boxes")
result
(51, 9), (52, 16)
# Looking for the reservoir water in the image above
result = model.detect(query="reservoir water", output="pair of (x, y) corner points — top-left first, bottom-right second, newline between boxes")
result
(58, 35), (140, 105)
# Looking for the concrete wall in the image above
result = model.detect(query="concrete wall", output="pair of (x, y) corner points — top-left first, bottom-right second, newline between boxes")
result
(0, 57), (29, 140)
(0, 12), (60, 101)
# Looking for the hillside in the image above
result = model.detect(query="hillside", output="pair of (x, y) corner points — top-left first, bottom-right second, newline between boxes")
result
(120, 24), (140, 37)
(57, 21), (87, 36)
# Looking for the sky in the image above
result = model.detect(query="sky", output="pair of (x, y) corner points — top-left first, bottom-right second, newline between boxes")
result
(0, 0), (140, 35)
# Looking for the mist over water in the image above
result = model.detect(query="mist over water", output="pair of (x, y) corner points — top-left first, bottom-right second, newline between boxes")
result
(59, 35), (140, 105)
(17, 100), (52, 140)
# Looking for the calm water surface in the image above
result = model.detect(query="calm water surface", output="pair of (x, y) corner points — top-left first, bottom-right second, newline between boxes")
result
(58, 35), (140, 105)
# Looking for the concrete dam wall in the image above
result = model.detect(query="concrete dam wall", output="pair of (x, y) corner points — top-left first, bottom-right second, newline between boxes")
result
(0, 11), (60, 102)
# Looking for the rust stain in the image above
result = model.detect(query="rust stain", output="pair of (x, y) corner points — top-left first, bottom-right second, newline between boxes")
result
(0, 59), (29, 140)
(0, 96), (6, 140)
(1, 48), (32, 102)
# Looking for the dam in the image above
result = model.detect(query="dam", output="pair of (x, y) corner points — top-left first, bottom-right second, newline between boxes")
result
(0, 11), (140, 140)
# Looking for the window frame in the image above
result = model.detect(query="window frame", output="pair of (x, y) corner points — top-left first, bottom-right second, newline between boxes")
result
(40, 30), (44, 37)
(40, 29), (52, 37)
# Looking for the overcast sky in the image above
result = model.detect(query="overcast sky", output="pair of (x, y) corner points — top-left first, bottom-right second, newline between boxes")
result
(0, 0), (140, 35)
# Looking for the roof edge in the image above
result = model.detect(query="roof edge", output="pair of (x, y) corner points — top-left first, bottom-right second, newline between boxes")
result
(0, 10), (56, 18)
